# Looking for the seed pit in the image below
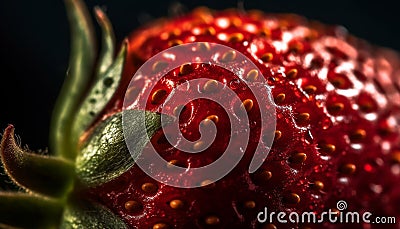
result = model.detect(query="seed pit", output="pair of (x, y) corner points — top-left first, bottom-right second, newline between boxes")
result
(203, 27), (216, 36)
(310, 181), (324, 190)
(327, 102), (344, 115)
(274, 130), (282, 141)
(202, 80), (219, 93)
(339, 163), (356, 175)
(169, 199), (184, 209)
(260, 53), (273, 62)
(168, 39), (183, 47)
(124, 200), (142, 213)
(166, 159), (187, 169)
(204, 215), (220, 225)
(303, 85), (317, 94)
(153, 223), (169, 229)
(286, 69), (298, 79)
(246, 69), (259, 82)
(349, 129), (366, 142)
(197, 42), (211, 51)
(283, 193), (300, 204)
(259, 28), (271, 37)
(179, 63), (194, 75)
(391, 151), (400, 164)
(288, 152), (307, 164)
(220, 51), (236, 62)
(252, 170), (272, 185)
(318, 142), (336, 154)
(261, 224), (277, 229)
(274, 93), (286, 104)
(357, 92), (378, 113)
(241, 99), (254, 112)
(309, 57), (324, 69)
(295, 113), (310, 124)
(200, 179), (216, 188)
(142, 182), (158, 193)
(288, 40), (304, 53)
(228, 33), (244, 43)
(327, 72), (353, 89)
(243, 200), (256, 209)
(151, 89), (167, 104)
(201, 115), (219, 128)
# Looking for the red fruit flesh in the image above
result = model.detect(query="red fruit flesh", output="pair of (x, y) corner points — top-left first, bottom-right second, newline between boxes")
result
(88, 8), (400, 229)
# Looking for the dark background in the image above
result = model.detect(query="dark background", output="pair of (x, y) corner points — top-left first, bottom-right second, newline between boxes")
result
(0, 0), (399, 151)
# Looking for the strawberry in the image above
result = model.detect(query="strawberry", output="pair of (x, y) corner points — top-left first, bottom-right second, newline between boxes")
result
(1, 1), (399, 229)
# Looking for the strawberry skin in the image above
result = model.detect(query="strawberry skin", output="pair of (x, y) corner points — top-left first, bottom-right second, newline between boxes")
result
(85, 7), (400, 229)
(0, 2), (399, 229)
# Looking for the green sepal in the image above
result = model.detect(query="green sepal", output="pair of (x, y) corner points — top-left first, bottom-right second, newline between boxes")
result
(94, 6), (116, 78)
(76, 110), (167, 187)
(50, 0), (96, 160)
(0, 125), (75, 198)
(72, 41), (127, 141)
(61, 198), (127, 229)
(0, 192), (63, 229)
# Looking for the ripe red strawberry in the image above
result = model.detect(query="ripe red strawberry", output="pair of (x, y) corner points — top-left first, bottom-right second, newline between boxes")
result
(1, 1), (399, 229)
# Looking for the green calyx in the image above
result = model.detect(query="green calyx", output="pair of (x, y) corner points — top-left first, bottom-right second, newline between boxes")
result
(0, 0), (164, 228)
(76, 110), (165, 187)
(0, 192), (64, 229)
(61, 198), (128, 229)
(1, 125), (75, 198)
(0, 110), (164, 228)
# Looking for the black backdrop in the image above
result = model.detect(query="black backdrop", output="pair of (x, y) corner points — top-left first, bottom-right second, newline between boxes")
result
(0, 0), (399, 151)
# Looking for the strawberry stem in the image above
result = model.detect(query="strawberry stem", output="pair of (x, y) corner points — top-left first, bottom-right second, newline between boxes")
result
(50, 0), (96, 160)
